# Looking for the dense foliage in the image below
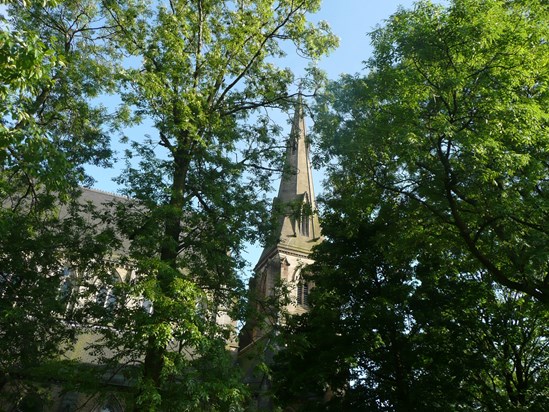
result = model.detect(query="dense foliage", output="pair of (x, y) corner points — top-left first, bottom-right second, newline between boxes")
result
(2, 0), (336, 410)
(1, 1), (121, 407)
(274, 0), (549, 410)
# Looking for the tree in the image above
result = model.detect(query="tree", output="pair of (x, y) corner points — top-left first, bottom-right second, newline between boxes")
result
(80, 1), (336, 410)
(1, 1), (125, 407)
(316, 0), (549, 301)
(3, 0), (337, 409)
(273, 0), (549, 410)
(4, 1), (117, 189)
(273, 190), (549, 411)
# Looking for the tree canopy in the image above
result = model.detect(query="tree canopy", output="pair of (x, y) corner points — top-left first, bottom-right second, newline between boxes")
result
(317, 0), (549, 300)
(1, 1), (123, 407)
(2, 0), (337, 410)
(8, 0), (549, 410)
(273, 0), (549, 410)
(104, 1), (336, 410)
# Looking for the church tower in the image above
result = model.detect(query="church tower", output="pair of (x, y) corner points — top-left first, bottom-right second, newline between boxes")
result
(239, 102), (322, 353)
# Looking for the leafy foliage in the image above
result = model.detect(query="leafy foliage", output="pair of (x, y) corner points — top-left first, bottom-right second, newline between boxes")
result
(3, 0), (338, 410)
(316, 0), (549, 301)
(274, 0), (549, 410)
(274, 197), (549, 411)
(1, 1), (125, 408)
(100, 0), (337, 407)
(3, 0), (336, 407)
(4, 1), (119, 189)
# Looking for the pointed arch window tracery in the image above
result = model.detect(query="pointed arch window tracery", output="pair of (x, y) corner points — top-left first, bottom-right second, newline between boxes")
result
(300, 192), (312, 238)
(297, 280), (309, 306)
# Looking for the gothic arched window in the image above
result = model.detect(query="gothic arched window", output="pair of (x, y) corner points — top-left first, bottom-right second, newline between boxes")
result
(94, 395), (123, 412)
(301, 215), (310, 237)
(297, 281), (309, 306)
(96, 271), (121, 312)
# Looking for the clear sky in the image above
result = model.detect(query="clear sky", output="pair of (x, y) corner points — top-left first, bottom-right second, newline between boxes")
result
(311, 0), (419, 79)
(85, 0), (425, 274)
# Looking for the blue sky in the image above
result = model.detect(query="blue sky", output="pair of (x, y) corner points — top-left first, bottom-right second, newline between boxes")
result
(312, 0), (419, 78)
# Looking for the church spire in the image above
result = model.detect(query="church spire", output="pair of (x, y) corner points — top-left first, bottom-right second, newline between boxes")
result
(276, 99), (317, 205)
(256, 101), (322, 268)
(238, 99), (322, 354)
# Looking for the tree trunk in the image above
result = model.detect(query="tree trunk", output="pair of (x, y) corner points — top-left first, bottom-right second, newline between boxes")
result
(136, 137), (190, 411)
